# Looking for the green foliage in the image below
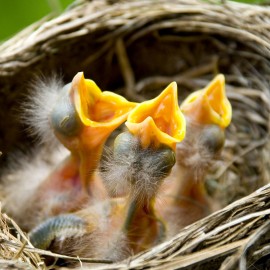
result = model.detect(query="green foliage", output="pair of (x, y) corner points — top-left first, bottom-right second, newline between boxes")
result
(0, 0), (73, 41)
(234, 0), (269, 3)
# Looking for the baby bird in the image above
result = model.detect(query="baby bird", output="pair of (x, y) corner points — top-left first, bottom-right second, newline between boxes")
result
(2, 72), (136, 231)
(29, 82), (186, 264)
(158, 74), (232, 238)
(48, 72), (136, 196)
(103, 82), (185, 253)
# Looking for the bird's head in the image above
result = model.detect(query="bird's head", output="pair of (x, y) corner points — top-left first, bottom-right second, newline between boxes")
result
(176, 74), (232, 176)
(51, 72), (136, 191)
(102, 82), (186, 202)
(51, 72), (137, 152)
(180, 74), (232, 129)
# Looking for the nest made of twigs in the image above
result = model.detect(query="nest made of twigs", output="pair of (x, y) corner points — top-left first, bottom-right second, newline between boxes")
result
(0, 0), (270, 269)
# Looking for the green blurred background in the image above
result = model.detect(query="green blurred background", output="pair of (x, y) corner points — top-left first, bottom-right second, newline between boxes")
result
(0, 0), (73, 42)
(0, 0), (268, 42)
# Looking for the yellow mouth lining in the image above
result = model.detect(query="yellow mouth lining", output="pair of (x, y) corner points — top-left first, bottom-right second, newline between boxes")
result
(180, 74), (232, 128)
(71, 72), (137, 129)
(125, 82), (186, 149)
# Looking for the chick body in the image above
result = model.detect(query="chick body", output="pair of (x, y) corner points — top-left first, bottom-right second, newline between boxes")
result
(159, 122), (224, 237)
(2, 72), (135, 231)
(158, 75), (232, 237)
(29, 133), (174, 262)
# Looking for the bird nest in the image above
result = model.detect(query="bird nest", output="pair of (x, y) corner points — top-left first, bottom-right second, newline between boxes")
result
(0, 0), (270, 269)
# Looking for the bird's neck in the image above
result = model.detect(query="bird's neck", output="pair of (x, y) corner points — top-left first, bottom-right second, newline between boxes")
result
(35, 155), (90, 218)
(122, 197), (154, 230)
(169, 165), (208, 206)
(76, 144), (107, 199)
(122, 196), (165, 252)
(43, 154), (80, 191)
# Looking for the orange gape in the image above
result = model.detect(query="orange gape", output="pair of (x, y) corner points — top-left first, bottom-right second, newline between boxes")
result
(126, 82), (185, 150)
(158, 74), (232, 238)
(180, 74), (231, 128)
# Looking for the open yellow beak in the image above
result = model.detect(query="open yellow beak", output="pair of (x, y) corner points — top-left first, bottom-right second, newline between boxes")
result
(180, 74), (232, 128)
(70, 72), (137, 148)
(126, 82), (186, 150)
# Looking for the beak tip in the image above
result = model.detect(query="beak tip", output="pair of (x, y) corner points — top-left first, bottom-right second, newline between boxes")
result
(77, 71), (84, 77)
(171, 81), (177, 89)
(216, 73), (225, 82)
(166, 81), (178, 96)
(72, 72), (86, 89)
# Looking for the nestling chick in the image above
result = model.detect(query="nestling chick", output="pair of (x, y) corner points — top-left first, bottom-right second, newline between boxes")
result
(2, 72), (136, 231)
(158, 74), (232, 238)
(103, 82), (185, 253)
(29, 82), (186, 264)
(49, 72), (136, 196)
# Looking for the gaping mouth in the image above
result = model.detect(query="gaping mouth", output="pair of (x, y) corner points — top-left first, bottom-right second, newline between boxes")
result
(180, 74), (232, 128)
(71, 72), (137, 129)
(125, 82), (186, 149)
